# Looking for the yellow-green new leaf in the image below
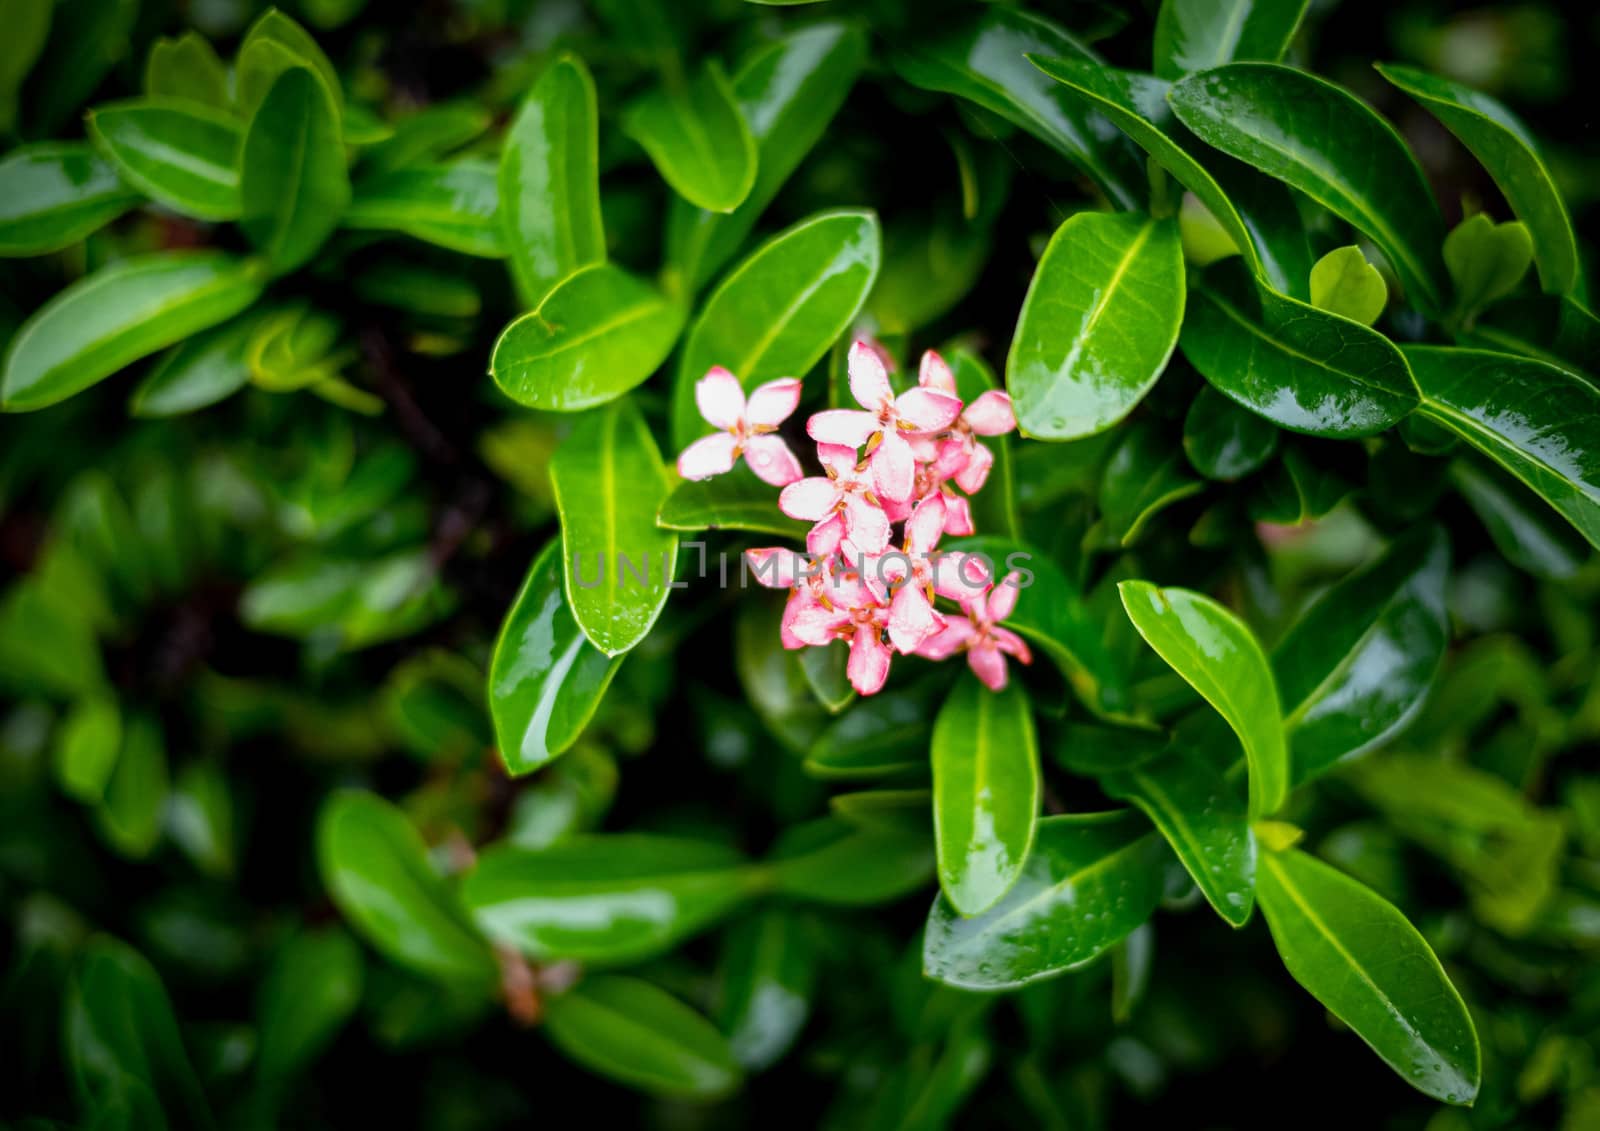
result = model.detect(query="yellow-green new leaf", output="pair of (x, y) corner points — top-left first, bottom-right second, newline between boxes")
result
(623, 63), (757, 213)
(1309, 246), (1387, 326)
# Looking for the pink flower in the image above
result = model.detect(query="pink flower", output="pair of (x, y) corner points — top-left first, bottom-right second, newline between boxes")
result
(779, 443), (891, 558)
(917, 350), (1016, 495)
(807, 341), (962, 504)
(746, 547), (894, 694)
(884, 437), (975, 536)
(677, 367), (804, 486)
(876, 494), (990, 654)
(917, 571), (1033, 690)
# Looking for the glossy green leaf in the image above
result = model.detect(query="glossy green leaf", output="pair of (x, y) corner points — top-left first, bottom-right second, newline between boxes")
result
(0, 143), (140, 257)
(1406, 346), (1600, 549)
(2, 251), (266, 413)
(1097, 419), (1203, 545)
(360, 102), (490, 176)
(1443, 214), (1533, 320)
(870, 208), (992, 335)
(500, 54), (605, 305)
(488, 538), (623, 776)
(1168, 63), (1448, 314)
(145, 31), (229, 105)
(1104, 752), (1255, 925)
(1049, 721), (1169, 775)
(1256, 848), (1480, 1105)
(544, 976), (743, 1100)
(255, 929), (363, 1086)
(1452, 459), (1588, 580)
(829, 788), (931, 836)
(315, 790), (497, 985)
(1378, 63), (1580, 297)
(1310, 246), (1387, 326)
(716, 909), (817, 1071)
(129, 311), (266, 417)
(345, 160), (505, 257)
(1181, 260), (1418, 438)
(657, 464), (810, 539)
(490, 264), (684, 411)
(796, 643), (853, 714)
(240, 67), (350, 274)
(551, 397), (678, 655)
(87, 98), (241, 221)
(462, 835), (759, 963)
(667, 23), (867, 290)
(1006, 211), (1184, 440)
(1273, 526), (1449, 784)
(894, 8), (1143, 209)
(235, 9), (342, 118)
(672, 208), (881, 449)
(1184, 384), (1279, 480)
(623, 63), (756, 213)
(95, 715), (168, 859)
(923, 812), (1165, 990)
(803, 687), (935, 779)
(1153, 0), (1309, 78)
(932, 678), (1039, 916)
(1247, 443), (1352, 525)
(54, 696), (121, 803)
(767, 817), (936, 905)
(1118, 581), (1287, 817)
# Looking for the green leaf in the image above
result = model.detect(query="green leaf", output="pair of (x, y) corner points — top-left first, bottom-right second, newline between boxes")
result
(490, 264), (684, 411)
(894, 8), (1143, 209)
(315, 790), (497, 985)
(255, 929), (363, 1086)
(624, 62), (757, 213)
(1273, 526), (1449, 784)
(54, 695), (121, 803)
(1, 251), (266, 413)
(1006, 211), (1185, 440)
(922, 812), (1165, 990)
(462, 835), (759, 963)
(1181, 259), (1418, 438)
(668, 24), (866, 291)
(1309, 246), (1387, 326)
(797, 636), (853, 714)
(1256, 848), (1480, 1105)
(657, 464), (810, 539)
(359, 102), (490, 175)
(129, 311), (266, 417)
(544, 976), (743, 1100)
(1153, 0), (1309, 78)
(1406, 346), (1600, 549)
(489, 539), (623, 776)
(500, 53), (605, 305)
(1096, 418), (1203, 545)
(767, 817), (936, 906)
(1247, 442), (1351, 525)
(1377, 62), (1580, 297)
(94, 714), (168, 860)
(0, 0), (50, 134)
(167, 760), (235, 879)
(0, 143), (140, 257)
(0, 580), (103, 697)
(240, 67), (350, 274)
(87, 98), (241, 221)
(345, 160), (505, 257)
(22, 0), (138, 138)
(1442, 214), (1534, 320)
(932, 678), (1040, 916)
(716, 909), (817, 1072)
(1168, 63), (1448, 314)
(1184, 384), (1279, 480)
(1104, 752), (1255, 925)
(803, 687), (935, 779)
(145, 31), (229, 106)
(235, 9), (343, 119)
(551, 397), (678, 655)
(1118, 580), (1287, 817)
(1451, 459), (1588, 580)
(870, 208), (993, 335)
(671, 208), (881, 449)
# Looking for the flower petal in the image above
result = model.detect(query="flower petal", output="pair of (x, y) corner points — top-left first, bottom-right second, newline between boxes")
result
(779, 477), (840, 521)
(806, 512), (846, 558)
(871, 428), (915, 503)
(695, 366), (746, 430)
(745, 377), (803, 428)
(847, 624), (892, 695)
(933, 551), (991, 602)
(915, 616), (975, 660)
(816, 442), (859, 477)
(942, 492), (975, 537)
(790, 601), (851, 647)
(918, 349), (957, 394)
(987, 571), (1024, 622)
(676, 432), (738, 480)
(894, 387), (963, 433)
(964, 389), (1017, 436)
(887, 583), (944, 654)
(778, 590), (810, 649)
(847, 339), (893, 410)
(842, 495), (892, 555)
(807, 409), (878, 448)
(954, 439), (993, 495)
(992, 626), (1032, 663)
(968, 643), (1009, 691)
(745, 547), (805, 589)
(744, 433), (804, 486)
(904, 493), (947, 553)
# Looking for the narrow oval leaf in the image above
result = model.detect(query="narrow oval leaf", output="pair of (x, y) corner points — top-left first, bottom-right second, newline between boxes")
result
(803, 686), (935, 779)
(54, 695), (122, 803)
(240, 67), (350, 274)
(894, 7), (1143, 209)
(1181, 260), (1418, 437)
(658, 465), (810, 539)
(932, 678), (1040, 916)
(923, 812), (1165, 990)
(255, 929), (364, 1086)
(1273, 526), (1450, 784)
(1406, 346), (1600, 549)
(1153, 0), (1309, 78)
(544, 976), (743, 1100)
(315, 790), (497, 985)
(345, 160), (505, 257)
(1, 251), (266, 413)
(716, 909), (817, 1071)
(129, 311), (267, 417)
(461, 836), (759, 963)
(1184, 384), (1279, 480)
(490, 264), (684, 411)
(500, 53), (605, 305)
(1168, 63), (1448, 314)
(551, 397), (678, 655)
(1118, 580), (1288, 818)
(1103, 752), (1255, 926)
(767, 817), (935, 905)
(88, 97), (241, 221)
(95, 714), (168, 859)
(1007, 211), (1184, 440)
(235, 9), (342, 118)
(1378, 63), (1580, 297)
(489, 538), (623, 776)
(624, 63), (756, 213)
(0, 142), (139, 256)
(1257, 849), (1480, 1105)
(672, 208), (880, 449)
(1097, 419), (1203, 546)
(145, 31), (229, 105)
(1452, 458), (1589, 580)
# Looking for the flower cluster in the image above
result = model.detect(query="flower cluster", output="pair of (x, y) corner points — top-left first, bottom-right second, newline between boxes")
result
(677, 340), (1031, 695)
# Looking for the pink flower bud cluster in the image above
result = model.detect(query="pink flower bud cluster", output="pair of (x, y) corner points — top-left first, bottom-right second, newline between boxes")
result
(676, 340), (1032, 696)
